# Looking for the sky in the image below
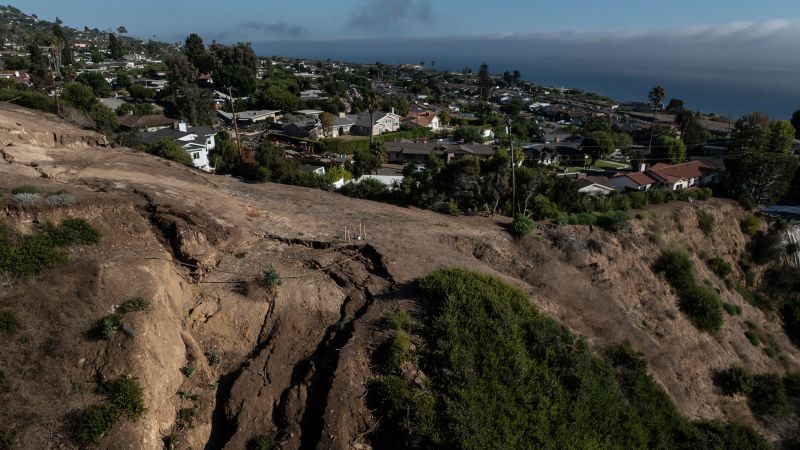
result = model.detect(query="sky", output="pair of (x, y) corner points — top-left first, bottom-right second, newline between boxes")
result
(13, 1), (800, 117)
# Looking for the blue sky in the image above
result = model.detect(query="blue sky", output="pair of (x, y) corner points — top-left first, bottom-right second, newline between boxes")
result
(14, 0), (800, 41)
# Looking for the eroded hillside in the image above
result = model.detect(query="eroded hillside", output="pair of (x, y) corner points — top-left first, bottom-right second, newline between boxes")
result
(0, 103), (796, 448)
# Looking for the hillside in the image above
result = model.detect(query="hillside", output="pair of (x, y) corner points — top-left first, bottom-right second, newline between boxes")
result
(0, 103), (797, 449)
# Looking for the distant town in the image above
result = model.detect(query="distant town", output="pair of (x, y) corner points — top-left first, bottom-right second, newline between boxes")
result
(1, 4), (798, 219)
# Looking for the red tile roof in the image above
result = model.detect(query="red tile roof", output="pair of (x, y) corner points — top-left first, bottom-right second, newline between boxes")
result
(647, 161), (712, 182)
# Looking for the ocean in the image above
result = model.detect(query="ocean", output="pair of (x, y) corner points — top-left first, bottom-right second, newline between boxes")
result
(254, 38), (800, 120)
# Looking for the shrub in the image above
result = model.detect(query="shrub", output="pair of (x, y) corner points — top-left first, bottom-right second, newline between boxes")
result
(12, 192), (39, 205)
(744, 320), (757, 330)
(43, 219), (100, 246)
(206, 350), (222, 367)
(11, 184), (39, 195)
(119, 298), (151, 313)
(749, 374), (790, 419)
(46, 192), (76, 206)
(259, 267), (281, 286)
(654, 251), (723, 332)
(177, 407), (195, 423)
(628, 192), (648, 209)
(680, 285), (724, 333)
(163, 433), (179, 449)
(511, 214), (535, 236)
(696, 210), (715, 236)
(635, 210), (651, 220)
(596, 210), (630, 232)
(716, 366), (754, 395)
(741, 215), (761, 236)
(374, 331), (410, 375)
(385, 309), (412, 332)
(180, 365), (196, 378)
(745, 330), (760, 346)
(0, 310), (18, 336)
(737, 194), (757, 211)
(707, 257), (733, 278)
(723, 303), (742, 316)
(248, 434), (276, 450)
(99, 376), (146, 420)
(446, 199), (459, 216)
(695, 188), (713, 200)
(73, 403), (119, 445)
(531, 194), (561, 220)
(93, 314), (123, 340)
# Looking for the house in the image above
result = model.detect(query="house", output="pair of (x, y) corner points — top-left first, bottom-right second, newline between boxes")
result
(217, 109), (281, 125)
(282, 119), (324, 139)
(450, 143), (496, 160)
(385, 140), (496, 164)
(330, 113), (355, 137)
(577, 175), (617, 196)
(119, 114), (175, 132)
(140, 123), (215, 172)
(0, 70), (30, 85)
(352, 110), (401, 136)
(611, 172), (657, 192)
(646, 161), (718, 190)
(557, 146), (588, 167)
(300, 164), (326, 176)
(523, 144), (560, 166)
(403, 111), (441, 131)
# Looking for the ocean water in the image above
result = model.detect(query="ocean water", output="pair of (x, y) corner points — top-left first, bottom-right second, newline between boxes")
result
(254, 39), (800, 120)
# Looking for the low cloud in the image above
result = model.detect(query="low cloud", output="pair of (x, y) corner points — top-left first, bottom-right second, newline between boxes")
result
(349, 0), (432, 31)
(209, 21), (307, 41)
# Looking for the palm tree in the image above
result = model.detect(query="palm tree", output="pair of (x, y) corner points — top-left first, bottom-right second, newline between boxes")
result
(364, 90), (382, 147)
(647, 85), (666, 155)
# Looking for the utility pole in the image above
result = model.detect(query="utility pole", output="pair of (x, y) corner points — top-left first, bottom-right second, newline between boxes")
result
(228, 86), (243, 162)
(506, 115), (517, 218)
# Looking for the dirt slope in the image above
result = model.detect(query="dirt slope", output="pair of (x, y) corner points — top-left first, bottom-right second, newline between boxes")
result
(0, 103), (796, 448)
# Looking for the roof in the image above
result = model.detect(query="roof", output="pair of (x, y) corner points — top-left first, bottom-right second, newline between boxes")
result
(218, 110), (280, 121)
(404, 112), (438, 128)
(647, 161), (713, 183)
(354, 111), (398, 128)
(613, 171), (657, 187)
(578, 176), (615, 190)
(333, 115), (355, 127)
(140, 126), (215, 146)
(119, 114), (174, 129)
(452, 143), (495, 157)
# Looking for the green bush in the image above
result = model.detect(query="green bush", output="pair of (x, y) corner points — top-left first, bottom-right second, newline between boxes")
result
(0, 310), (18, 337)
(46, 192), (76, 206)
(73, 403), (119, 445)
(716, 366), (754, 396)
(749, 374), (790, 419)
(744, 330), (760, 346)
(119, 298), (151, 314)
(596, 210), (630, 232)
(511, 214), (535, 236)
(248, 434), (276, 450)
(99, 376), (146, 420)
(92, 314), (123, 340)
(375, 268), (767, 449)
(374, 331), (410, 375)
(696, 210), (715, 236)
(259, 267), (281, 286)
(180, 365), (196, 378)
(206, 350), (222, 367)
(11, 184), (39, 195)
(43, 219), (100, 246)
(723, 303), (742, 316)
(708, 257), (733, 278)
(741, 215), (761, 236)
(446, 199), (459, 216)
(654, 251), (723, 332)
(385, 309), (412, 332)
(635, 210), (651, 220)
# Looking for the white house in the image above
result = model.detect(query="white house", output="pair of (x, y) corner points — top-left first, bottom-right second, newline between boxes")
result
(610, 172), (657, 192)
(140, 123), (215, 172)
(352, 110), (401, 136)
(646, 161), (718, 191)
(576, 176), (616, 196)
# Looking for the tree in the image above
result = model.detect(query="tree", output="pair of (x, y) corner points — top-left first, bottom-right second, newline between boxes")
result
(27, 43), (53, 91)
(108, 33), (124, 60)
(165, 53), (196, 85)
(320, 112), (335, 138)
(665, 99), (685, 113)
(731, 113), (769, 153)
(583, 131), (614, 164)
(353, 147), (382, 176)
(767, 120), (795, 155)
(61, 82), (98, 112)
(500, 98), (523, 117)
(613, 132), (633, 154)
(652, 135), (686, 164)
(582, 116), (612, 134)
(647, 85), (666, 154)
(76, 72), (112, 97)
(453, 126), (482, 143)
(513, 70), (521, 86)
(676, 110), (708, 146)
(216, 64), (256, 96)
(254, 85), (303, 112)
(791, 109), (800, 139)
(726, 151), (799, 205)
(147, 137), (192, 165)
(127, 84), (156, 101)
(364, 90), (382, 146)
(158, 83), (214, 126)
(117, 26), (128, 34)
(478, 63), (491, 116)
(184, 34), (214, 74)
(89, 104), (118, 133)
